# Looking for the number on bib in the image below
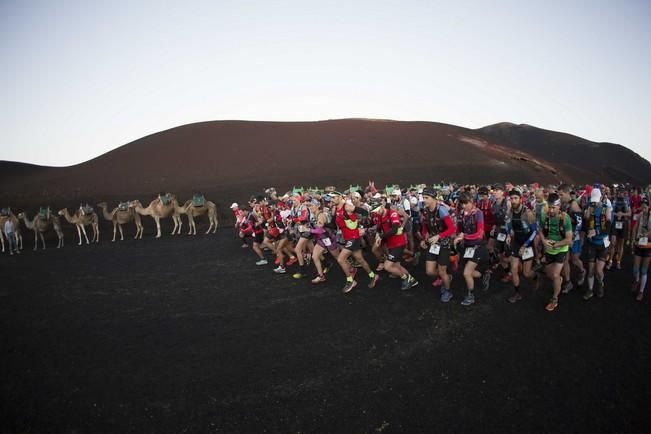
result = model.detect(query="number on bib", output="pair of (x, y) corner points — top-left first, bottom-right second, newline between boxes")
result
(429, 244), (441, 255)
(497, 233), (507, 242)
(639, 237), (648, 247)
(522, 247), (534, 260)
(464, 247), (476, 259)
(603, 238), (611, 248)
(323, 238), (332, 247)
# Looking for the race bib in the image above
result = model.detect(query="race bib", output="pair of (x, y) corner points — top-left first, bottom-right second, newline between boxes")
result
(323, 238), (332, 247)
(429, 244), (441, 255)
(603, 238), (611, 248)
(497, 233), (507, 242)
(639, 237), (648, 246)
(615, 221), (623, 229)
(573, 232), (580, 242)
(522, 247), (534, 260)
(464, 247), (476, 259)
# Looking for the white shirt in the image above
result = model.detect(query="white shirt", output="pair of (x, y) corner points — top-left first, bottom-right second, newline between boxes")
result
(4, 220), (15, 234)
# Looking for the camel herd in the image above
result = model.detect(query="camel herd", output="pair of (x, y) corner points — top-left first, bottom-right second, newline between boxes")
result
(0, 194), (219, 253)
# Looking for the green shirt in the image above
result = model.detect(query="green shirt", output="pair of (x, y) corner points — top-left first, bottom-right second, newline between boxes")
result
(539, 213), (572, 254)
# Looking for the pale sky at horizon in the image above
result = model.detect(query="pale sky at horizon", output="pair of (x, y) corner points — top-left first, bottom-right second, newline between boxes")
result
(2, 0), (650, 167)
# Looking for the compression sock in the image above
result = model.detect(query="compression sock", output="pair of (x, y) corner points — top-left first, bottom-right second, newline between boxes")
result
(588, 276), (595, 290)
(640, 270), (648, 293)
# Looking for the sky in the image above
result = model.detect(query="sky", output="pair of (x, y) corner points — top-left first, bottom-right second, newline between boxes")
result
(1, 0), (650, 166)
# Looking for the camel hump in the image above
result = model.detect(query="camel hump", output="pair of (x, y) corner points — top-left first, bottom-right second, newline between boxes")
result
(118, 202), (130, 211)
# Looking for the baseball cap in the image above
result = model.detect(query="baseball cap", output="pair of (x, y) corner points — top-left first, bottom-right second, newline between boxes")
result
(230, 202), (239, 209)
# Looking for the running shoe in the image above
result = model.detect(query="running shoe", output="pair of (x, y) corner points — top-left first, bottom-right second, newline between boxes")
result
(368, 274), (380, 289)
(561, 281), (573, 294)
(342, 280), (357, 293)
(577, 270), (586, 286)
(311, 275), (326, 284)
(440, 290), (453, 303)
(636, 291), (645, 302)
(583, 290), (594, 301)
(273, 266), (286, 274)
(256, 259), (268, 266)
(432, 278), (443, 288)
(400, 277), (410, 291)
(508, 292), (523, 303)
(408, 276), (419, 289)
(461, 295), (475, 306)
(482, 272), (491, 291)
(596, 282), (604, 298)
(286, 257), (298, 267)
(545, 298), (558, 312)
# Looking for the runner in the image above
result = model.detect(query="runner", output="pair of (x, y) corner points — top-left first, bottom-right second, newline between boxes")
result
(581, 188), (612, 300)
(559, 184), (587, 293)
(632, 198), (650, 301)
(609, 187), (631, 270)
(420, 188), (456, 302)
(371, 198), (418, 292)
(453, 192), (490, 306)
(331, 192), (379, 293)
(290, 194), (314, 279)
(308, 200), (340, 283)
(538, 193), (573, 311)
(505, 188), (537, 303)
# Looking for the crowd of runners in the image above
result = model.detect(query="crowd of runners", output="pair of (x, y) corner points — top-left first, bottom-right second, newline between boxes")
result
(231, 182), (651, 311)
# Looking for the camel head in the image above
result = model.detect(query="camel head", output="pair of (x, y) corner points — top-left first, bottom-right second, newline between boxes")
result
(17, 212), (25, 219)
(128, 200), (142, 208)
(96, 202), (107, 208)
(57, 209), (66, 216)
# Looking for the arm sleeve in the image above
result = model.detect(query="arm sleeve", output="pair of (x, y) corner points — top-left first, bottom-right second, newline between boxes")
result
(524, 223), (538, 247)
(439, 214), (456, 238)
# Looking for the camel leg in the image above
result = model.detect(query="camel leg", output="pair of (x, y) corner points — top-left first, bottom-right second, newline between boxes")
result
(155, 216), (162, 238)
(81, 225), (90, 245)
(95, 223), (100, 243)
(1, 231), (5, 252)
(112, 223), (117, 242)
(176, 216), (182, 235)
(40, 232), (46, 250)
(33, 230), (38, 251)
(118, 224), (124, 241)
(57, 230), (63, 248)
(17, 233), (23, 250)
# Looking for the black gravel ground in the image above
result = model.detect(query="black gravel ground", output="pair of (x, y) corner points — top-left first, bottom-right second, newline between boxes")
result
(1, 225), (650, 433)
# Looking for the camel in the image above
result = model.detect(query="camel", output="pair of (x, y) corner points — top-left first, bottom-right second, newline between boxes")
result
(58, 207), (100, 245)
(18, 210), (64, 250)
(97, 202), (144, 241)
(129, 194), (184, 238)
(181, 196), (219, 235)
(0, 209), (23, 253)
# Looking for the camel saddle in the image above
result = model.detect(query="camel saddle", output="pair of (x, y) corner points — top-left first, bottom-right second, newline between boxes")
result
(192, 194), (206, 207)
(118, 202), (130, 211)
(38, 207), (51, 220)
(159, 193), (172, 206)
(0, 207), (10, 217)
(80, 204), (94, 215)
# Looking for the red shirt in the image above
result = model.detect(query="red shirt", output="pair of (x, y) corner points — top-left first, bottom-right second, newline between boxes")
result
(377, 209), (406, 248)
(335, 205), (360, 240)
